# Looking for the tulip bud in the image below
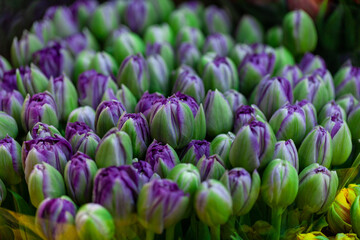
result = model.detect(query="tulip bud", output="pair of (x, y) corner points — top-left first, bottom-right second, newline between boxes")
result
(202, 56), (238, 93)
(95, 100), (126, 137)
(0, 111), (17, 139)
(70, 0), (97, 29)
(73, 50), (95, 84)
(298, 53), (326, 75)
(0, 90), (23, 126)
(168, 163), (201, 197)
(195, 179), (232, 226)
(266, 26), (282, 48)
(348, 104), (360, 141)
(197, 154), (226, 181)
(223, 90), (247, 115)
(104, 26), (131, 53)
(203, 5), (231, 35)
(197, 53), (216, 77)
(132, 160), (156, 188)
(95, 129), (133, 168)
(0, 56), (11, 78)
(148, 0), (174, 22)
(296, 100), (317, 135)
(203, 33), (234, 57)
(124, 0), (157, 34)
(318, 101), (346, 123)
(228, 44), (252, 68)
(351, 196), (360, 236)
(293, 75), (332, 112)
(261, 159), (298, 210)
(16, 65), (49, 97)
(145, 140), (180, 178)
(238, 52), (275, 96)
(230, 121), (276, 172)
(44, 6), (78, 38)
(89, 52), (118, 80)
(28, 163), (66, 207)
(210, 132), (235, 169)
(204, 90), (233, 137)
(112, 31), (145, 65)
(273, 47), (295, 75)
(181, 140), (210, 165)
(233, 105), (266, 133)
(68, 106), (96, 130)
(297, 164), (338, 214)
(221, 168), (260, 216)
(176, 43), (201, 68)
(48, 74), (78, 121)
(176, 26), (205, 49)
(36, 197), (77, 240)
(0, 179), (6, 206)
(32, 42), (73, 78)
(93, 165), (141, 226)
(63, 30), (99, 56)
(147, 54), (170, 95)
(255, 77), (293, 119)
(116, 85), (138, 113)
(31, 19), (55, 44)
(65, 121), (92, 144)
(269, 104), (306, 145)
(322, 114), (352, 166)
(21, 92), (58, 132)
(135, 91), (165, 119)
(273, 140), (299, 172)
(168, 8), (200, 34)
(146, 42), (175, 72)
(280, 65), (303, 88)
(172, 70), (205, 104)
(144, 23), (174, 45)
(334, 64), (360, 100)
(118, 113), (150, 158)
(89, 3), (118, 42)
(235, 15), (263, 44)
(137, 179), (189, 234)
(11, 31), (43, 67)
(64, 152), (97, 205)
(336, 94), (359, 116)
(312, 68), (335, 100)
(1, 69), (19, 92)
(0, 136), (22, 185)
(75, 132), (101, 159)
(27, 122), (61, 140)
(283, 10), (317, 55)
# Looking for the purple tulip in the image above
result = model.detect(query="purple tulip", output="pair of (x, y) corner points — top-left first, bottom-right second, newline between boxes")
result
(73, 131), (101, 159)
(197, 154), (226, 181)
(274, 140), (299, 172)
(0, 136), (23, 185)
(311, 68), (335, 99)
(68, 106), (96, 130)
(132, 160), (156, 187)
(298, 53), (326, 75)
(44, 6), (79, 38)
(63, 30), (98, 55)
(204, 5), (231, 34)
(65, 121), (92, 141)
(95, 100), (126, 137)
(234, 105), (265, 133)
(318, 101), (346, 123)
(124, 0), (157, 34)
(0, 90), (24, 125)
(336, 94), (359, 116)
(27, 122), (61, 140)
(70, 0), (98, 28)
(176, 43), (201, 67)
(334, 64), (360, 100)
(146, 42), (175, 71)
(1, 68), (22, 92)
(135, 91), (165, 119)
(280, 65), (303, 87)
(223, 89), (247, 114)
(172, 69), (205, 104)
(203, 33), (233, 57)
(296, 99), (318, 135)
(180, 140), (210, 165)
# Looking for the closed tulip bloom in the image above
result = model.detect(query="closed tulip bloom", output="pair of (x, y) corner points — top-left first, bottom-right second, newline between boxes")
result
(116, 85), (138, 113)
(298, 53), (326, 75)
(176, 26), (205, 49)
(147, 54), (170, 95)
(145, 140), (180, 178)
(70, 0), (97, 28)
(89, 52), (118, 80)
(334, 64), (360, 100)
(64, 152), (98, 205)
(204, 5), (231, 35)
(1, 69), (19, 92)
(95, 128), (133, 168)
(273, 140), (299, 172)
(168, 8), (200, 35)
(297, 164), (338, 214)
(0, 56), (11, 79)
(21, 92), (58, 132)
(311, 68), (335, 100)
(73, 50), (95, 84)
(181, 140), (210, 165)
(144, 23), (174, 45)
(149, 0), (174, 22)
(28, 163), (66, 207)
(132, 160), (156, 188)
(176, 43), (201, 68)
(168, 163), (201, 197)
(223, 89), (247, 114)
(197, 154), (226, 181)
(235, 15), (264, 44)
(0, 136), (23, 185)
(44, 6), (78, 38)
(273, 47), (295, 75)
(95, 100), (126, 137)
(318, 101), (346, 123)
(111, 31), (145, 65)
(266, 26), (283, 48)
(172, 70), (205, 104)
(124, 0), (157, 34)
(228, 44), (252, 67)
(31, 19), (55, 45)
(63, 30), (99, 56)
(280, 65), (303, 87)
(348, 104), (360, 141)
(336, 94), (358, 116)
(146, 42), (175, 72)
(296, 99), (317, 135)
(11, 31), (43, 67)
(0, 90), (23, 126)
(210, 132), (235, 169)
(27, 122), (61, 140)
(89, 3), (118, 42)
(229, 120), (276, 172)
(15, 65), (49, 97)
(135, 91), (165, 119)
(65, 121), (93, 145)
(233, 105), (266, 133)
(0, 112), (18, 139)
(22, 136), (72, 182)
(203, 33), (234, 57)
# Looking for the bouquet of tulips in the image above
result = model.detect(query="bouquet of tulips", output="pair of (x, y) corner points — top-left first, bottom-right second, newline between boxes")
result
(1, 0), (360, 239)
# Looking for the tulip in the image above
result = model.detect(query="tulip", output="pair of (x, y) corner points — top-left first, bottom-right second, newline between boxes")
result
(203, 5), (231, 34)
(348, 104), (360, 141)
(176, 26), (205, 49)
(229, 120), (276, 172)
(27, 122), (61, 140)
(21, 92), (58, 132)
(124, 0), (157, 34)
(203, 33), (234, 57)
(311, 68), (335, 100)
(118, 113), (150, 158)
(73, 131), (100, 160)
(351, 195), (360, 236)
(235, 15), (263, 44)
(333, 64), (360, 100)
(179, 1), (204, 16)
(197, 154), (226, 181)
(168, 8), (200, 34)
(146, 42), (175, 72)
(181, 140), (210, 165)
(172, 65), (198, 88)
(95, 128), (133, 168)
(64, 152), (98, 205)
(31, 19), (55, 44)
(95, 100), (126, 137)
(47, 74), (78, 121)
(116, 85), (138, 113)
(210, 132), (235, 169)
(298, 53), (326, 75)
(44, 6), (78, 38)
(269, 104), (306, 145)
(273, 47), (295, 75)
(318, 101), (346, 123)
(35, 197), (77, 240)
(77, 70), (117, 110)
(11, 31), (43, 67)
(144, 23), (174, 45)
(132, 160), (156, 188)
(0, 136), (22, 185)
(282, 10), (317, 55)
(16, 65), (49, 97)
(68, 106), (96, 131)
(145, 140), (180, 178)
(296, 100), (317, 135)
(176, 43), (201, 68)
(273, 140), (299, 172)
(204, 90), (233, 137)
(336, 94), (358, 116)
(22, 137), (72, 182)
(296, 163), (338, 214)
(0, 90), (23, 126)
(322, 114), (352, 166)
(202, 56), (238, 93)
(75, 203), (115, 240)
(104, 26), (131, 53)
(65, 121), (92, 144)
(1, 69), (20, 92)
(111, 31), (145, 65)
(233, 105), (266, 133)
(32, 42), (73, 78)
(70, 0), (97, 28)
(255, 77), (293, 119)
(279, 65), (303, 88)
(89, 3), (118, 42)
(168, 163), (201, 197)
(89, 52), (118, 80)
(147, 54), (170, 95)
(73, 50), (95, 84)
(63, 30), (99, 56)
(224, 89), (248, 114)
(266, 26), (283, 48)
(172, 70), (205, 104)
(28, 163), (66, 207)
(0, 179), (6, 206)
(135, 91), (165, 119)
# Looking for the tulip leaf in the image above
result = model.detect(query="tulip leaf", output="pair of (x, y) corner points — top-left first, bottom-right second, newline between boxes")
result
(336, 152), (360, 194)
(7, 189), (35, 216)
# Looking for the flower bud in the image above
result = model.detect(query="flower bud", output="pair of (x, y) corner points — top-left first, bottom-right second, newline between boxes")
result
(137, 179), (189, 234)
(176, 43), (201, 68)
(89, 3), (118, 42)
(95, 129), (133, 168)
(255, 77), (293, 119)
(0, 136), (22, 185)
(280, 65), (303, 88)
(27, 122), (61, 140)
(181, 140), (210, 165)
(68, 106), (96, 130)
(28, 163), (66, 207)
(322, 114), (352, 166)
(261, 159), (298, 210)
(132, 160), (156, 188)
(89, 52), (118, 80)
(282, 10), (317, 55)
(31, 19), (55, 44)
(116, 85), (138, 113)
(298, 53), (326, 75)
(21, 92), (58, 132)
(172, 70), (205, 104)
(0, 112), (17, 140)
(111, 31), (145, 65)
(147, 54), (170, 95)
(36, 197), (77, 240)
(223, 89), (247, 114)
(235, 15), (263, 44)
(63, 30), (99, 56)
(146, 42), (175, 72)
(118, 113), (150, 158)
(234, 105), (266, 133)
(210, 132), (235, 169)
(0, 56), (11, 79)
(11, 31), (43, 67)
(0, 179), (6, 206)
(95, 100), (126, 137)
(16, 65), (49, 97)
(204, 90), (233, 137)
(204, 5), (231, 35)
(168, 8), (200, 34)
(64, 152), (97, 205)
(176, 26), (205, 49)
(66, 121), (92, 144)
(124, 0), (157, 34)
(269, 104), (306, 145)
(297, 164), (338, 213)
(266, 26), (282, 48)
(221, 168), (260, 216)
(336, 94), (359, 116)
(312, 68), (335, 100)
(145, 140), (180, 178)
(74, 131), (100, 159)
(70, 0), (97, 29)
(1, 69), (20, 92)
(0, 90), (23, 126)
(73, 50), (95, 84)
(230, 121), (276, 172)
(273, 47), (295, 75)
(296, 100), (317, 135)
(228, 44), (252, 68)
(197, 154), (226, 181)
(149, 0), (174, 22)
(135, 91), (165, 119)
(195, 179), (232, 226)
(334, 64), (360, 100)
(273, 140), (299, 172)
(144, 23), (174, 45)
(48, 74), (78, 121)
(351, 195), (360, 236)
(318, 101), (346, 124)
(203, 33), (234, 57)
(348, 104), (360, 141)
(44, 6), (78, 38)
(168, 163), (201, 197)
(104, 26), (131, 53)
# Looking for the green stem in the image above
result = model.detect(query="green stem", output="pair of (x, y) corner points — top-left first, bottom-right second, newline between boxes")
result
(210, 225), (220, 240)
(146, 230), (154, 240)
(166, 225), (175, 240)
(271, 208), (282, 240)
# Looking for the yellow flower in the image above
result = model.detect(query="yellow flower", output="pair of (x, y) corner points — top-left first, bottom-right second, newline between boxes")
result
(297, 231), (327, 240)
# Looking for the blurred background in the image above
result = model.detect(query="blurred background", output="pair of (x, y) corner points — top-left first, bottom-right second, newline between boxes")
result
(1, 0), (359, 72)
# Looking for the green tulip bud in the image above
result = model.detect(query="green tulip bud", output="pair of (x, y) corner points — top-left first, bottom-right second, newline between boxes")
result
(0, 112), (18, 139)
(266, 26), (283, 48)
(235, 15), (264, 44)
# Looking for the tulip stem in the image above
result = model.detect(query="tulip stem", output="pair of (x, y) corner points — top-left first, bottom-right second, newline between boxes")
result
(166, 225), (175, 240)
(271, 208), (282, 240)
(210, 225), (220, 240)
(146, 230), (154, 240)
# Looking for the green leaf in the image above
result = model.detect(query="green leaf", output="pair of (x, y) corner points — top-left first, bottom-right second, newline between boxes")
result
(336, 152), (360, 195)
(7, 189), (35, 216)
